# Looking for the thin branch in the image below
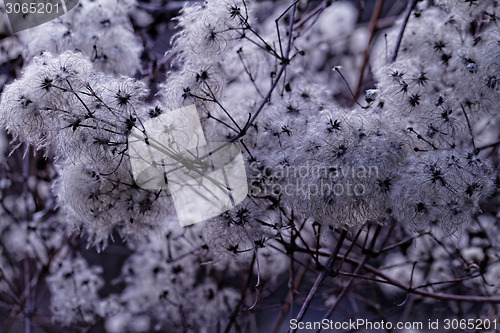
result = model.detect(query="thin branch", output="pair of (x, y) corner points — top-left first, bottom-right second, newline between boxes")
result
(351, 0), (385, 106)
(223, 254), (256, 333)
(230, 2), (297, 142)
(289, 229), (347, 333)
(478, 140), (500, 151)
(293, 0), (328, 31)
(316, 256), (368, 333)
(460, 103), (477, 152)
(344, 256), (500, 304)
(271, 264), (307, 333)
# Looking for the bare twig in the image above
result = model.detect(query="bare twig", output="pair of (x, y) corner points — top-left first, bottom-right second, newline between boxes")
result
(460, 103), (477, 152)
(271, 264), (307, 333)
(390, 0), (418, 63)
(223, 254), (256, 333)
(344, 256), (500, 304)
(230, 2), (297, 143)
(289, 229), (347, 333)
(351, 0), (385, 106)
(316, 256), (368, 333)
(24, 259), (31, 333)
(293, 0), (328, 31)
